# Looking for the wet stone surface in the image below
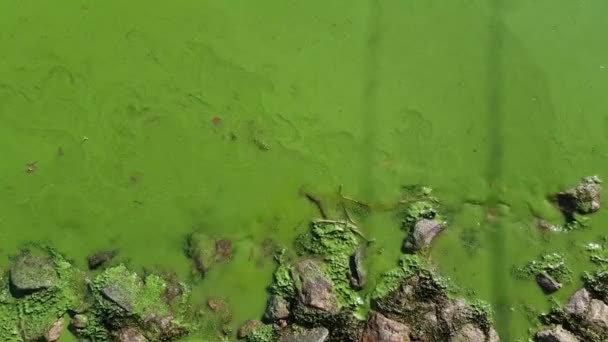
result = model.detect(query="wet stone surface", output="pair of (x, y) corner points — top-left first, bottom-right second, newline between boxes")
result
(10, 254), (58, 294)
(278, 326), (329, 342)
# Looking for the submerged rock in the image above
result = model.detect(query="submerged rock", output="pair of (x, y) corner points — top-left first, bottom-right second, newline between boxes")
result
(555, 176), (602, 215)
(295, 259), (339, 314)
(10, 254), (58, 294)
(564, 288), (591, 316)
(536, 272), (562, 294)
(403, 219), (443, 252)
(361, 311), (410, 342)
(87, 250), (118, 270)
(278, 326), (329, 342)
(102, 281), (137, 313)
(263, 295), (290, 322)
(236, 320), (261, 339)
(186, 233), (216, 275)
(535, 325), (579, 342)
(349, 246), (367, 290)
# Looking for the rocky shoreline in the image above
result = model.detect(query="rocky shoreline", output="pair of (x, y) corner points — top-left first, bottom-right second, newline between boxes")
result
(0, 177), (606, 341)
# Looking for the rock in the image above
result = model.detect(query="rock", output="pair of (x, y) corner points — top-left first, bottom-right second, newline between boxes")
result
(487, 328), (501, 342)
(278, 326), (329, 342)
(440, 298), (468, 325)
(45, 320), (64, 342)
(296, 259), (339, 313)
(207, 297), (232, 322)
(451, 323), (485, 342)
(555, 176), (602, 215)
(87, 250), (118, 270)
(102, 282), (136, 312)
(215, 239), (233, 260)
(10, 254), (58, 294)
(70, 314), (88, 329)
(535, 325), (579, 342)
(186, 233), (216, 274)
(361, 311), (411, 342)
(536, 272), (562, 293)
(584, 299), (608, 330)
(349, 246), (367, 290)
(263, 295), (290, 321)
(115, 327), (149, 342)
(564, 288), (591, 316)
(405, 219), (443, 251)
(237, 320), (260, 339)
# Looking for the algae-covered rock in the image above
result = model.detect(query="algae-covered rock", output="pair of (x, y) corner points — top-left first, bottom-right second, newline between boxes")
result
(535, 325), (579, 342)
(10, 254), (58, 294)
(554, 176), (602, 216)
(278, 326), (329, 342)
(87, 250), (118, 270)
(361, 311), (410, 342)
(537, 272), (562, 294)
(237, 320), (261, 339)
(186, 232), (217, 275)
(400, 186), (445, 253)
(263, 295), (290, 322)
(295, 258), (340, 314)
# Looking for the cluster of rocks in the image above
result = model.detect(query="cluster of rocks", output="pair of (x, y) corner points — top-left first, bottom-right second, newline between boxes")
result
(0, 246), (199, 341)
(237, 187), (500, 342)
(535, 270), (608, 341)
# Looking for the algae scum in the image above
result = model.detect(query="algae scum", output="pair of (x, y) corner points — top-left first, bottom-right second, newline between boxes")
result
(2, 0), (608, 341)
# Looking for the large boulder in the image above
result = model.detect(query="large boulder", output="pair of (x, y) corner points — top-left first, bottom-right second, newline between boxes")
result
(10, 254), (58, 294)
(564, 288), (591, 316)
(535, 325), (579, 342)
(361, 311), (410, 342)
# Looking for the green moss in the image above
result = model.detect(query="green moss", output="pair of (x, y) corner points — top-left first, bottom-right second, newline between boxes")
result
(513, 253), (573, 283)
(245, 323), (276, 342)
(583, 269), (608, 302)
(185, 232), (216, 275)
(371, 255), (425, 300)
(467, 300), (494, 332)
(399, 185), (443, 231)
(294, 220), (363, 308)
(269, 251), (297, 300)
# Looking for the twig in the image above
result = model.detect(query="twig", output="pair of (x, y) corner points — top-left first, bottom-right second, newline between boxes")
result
(301, 190), (328, 219)
(338, 185), (371, 208)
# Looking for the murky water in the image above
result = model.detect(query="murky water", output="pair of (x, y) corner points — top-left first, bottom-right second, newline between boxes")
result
(1, 1), (608, 340)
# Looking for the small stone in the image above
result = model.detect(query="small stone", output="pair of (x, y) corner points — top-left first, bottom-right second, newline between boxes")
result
(361, 311), (410, 342)
(535, 325), (579, 342)
(405, 219), (443, 251)
(278, 327), (329, 342)
(564, 288), (591, 316)
(10, 254), (58, 294)
(87, 250), (118, 270)
(536, 272), (562, 293)
(263, 295), (290, 321)
(585, 299), (608, 330)
(451, 324), (485, 342)
(45, 320), (64, 342)
(349, 246), (367, 290)
(296, 259), (339, 313)
(237, 320), (260, 339)
(70, 314), (88, 329)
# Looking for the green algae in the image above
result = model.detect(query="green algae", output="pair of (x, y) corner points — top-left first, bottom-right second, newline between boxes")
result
(245, 324), (275, 342)
(513, 253), (573, 284)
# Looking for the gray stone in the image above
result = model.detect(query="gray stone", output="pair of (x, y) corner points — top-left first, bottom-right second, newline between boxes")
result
(10, 255), (58, 293)
(279, 327), (329, 342)
(70, 314), (88, 329)
(451, 323), (485, 342)
(296, 259), (339, 313)
(349, 246), (367, 290)
(102, 282), (136, 312)
(263, 295), (290, 321)
(535, 325), (579, 342)
(45, 320), (64, 342)
(556, 176), (602, 214)
(564, 288), (591, 316)
(536, 272), (562, 293)
(487, 328), (501, 342)
(585, 299), (608, 330)
(408, 219), (443, 250)
(361, 311), (410, 342)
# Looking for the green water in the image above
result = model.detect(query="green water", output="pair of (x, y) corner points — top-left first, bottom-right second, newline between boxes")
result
(1, 0), (608, 340)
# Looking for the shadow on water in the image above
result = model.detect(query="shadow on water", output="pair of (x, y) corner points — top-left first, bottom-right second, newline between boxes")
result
(486, 0), (511, 340)
(360, 0), (381, 199)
